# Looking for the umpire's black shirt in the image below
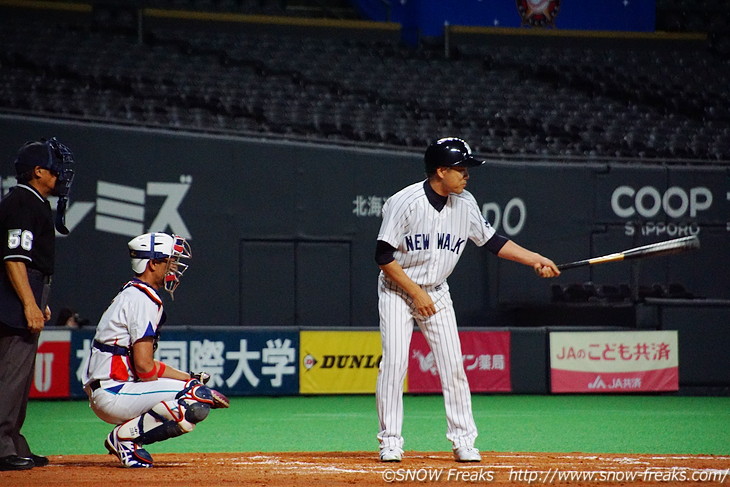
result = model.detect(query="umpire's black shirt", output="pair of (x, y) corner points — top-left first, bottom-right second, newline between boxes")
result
(0, 184), (55, 330)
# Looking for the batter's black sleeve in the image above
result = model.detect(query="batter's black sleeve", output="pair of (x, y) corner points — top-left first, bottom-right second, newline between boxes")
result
(484, 234), (509, 255)
(374, 240), (396, 266)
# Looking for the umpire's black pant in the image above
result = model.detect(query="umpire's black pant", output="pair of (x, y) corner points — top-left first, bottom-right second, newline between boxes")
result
(0, 326), (38, 458)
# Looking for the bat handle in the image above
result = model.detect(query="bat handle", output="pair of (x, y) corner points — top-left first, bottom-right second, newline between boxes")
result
(556, 260), (589, 270)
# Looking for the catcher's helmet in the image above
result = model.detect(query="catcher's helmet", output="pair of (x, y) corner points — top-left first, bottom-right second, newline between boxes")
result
(128, 232), (192, 298)
(424, 137), (484, 173)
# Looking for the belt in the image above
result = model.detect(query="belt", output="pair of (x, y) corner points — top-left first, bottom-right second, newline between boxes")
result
(382, 277), (445, 292)
(93, 340), (129, 356)
(89, 379), (102, 392)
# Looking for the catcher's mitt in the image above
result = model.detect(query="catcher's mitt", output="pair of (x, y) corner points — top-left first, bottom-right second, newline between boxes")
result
(210, 389), (230, 409)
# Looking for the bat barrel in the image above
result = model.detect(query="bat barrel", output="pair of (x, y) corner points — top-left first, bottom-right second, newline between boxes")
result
(556, 235), (699, 271)
(622, 235), (700, 260)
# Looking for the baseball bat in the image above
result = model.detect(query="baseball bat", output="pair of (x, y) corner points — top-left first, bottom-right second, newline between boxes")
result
(557, 235), (700, 270)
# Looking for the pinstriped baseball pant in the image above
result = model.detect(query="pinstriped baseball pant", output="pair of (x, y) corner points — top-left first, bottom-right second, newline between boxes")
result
(376, 279), (478, 451)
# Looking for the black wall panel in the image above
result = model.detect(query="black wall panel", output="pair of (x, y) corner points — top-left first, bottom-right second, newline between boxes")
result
(652, 299), (730, 386)
(296, 241), (351, 326)
(1, 116), (727, 330)
(239, 240), (296, 326)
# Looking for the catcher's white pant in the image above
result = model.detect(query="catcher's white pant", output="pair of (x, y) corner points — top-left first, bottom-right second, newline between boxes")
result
(376, 279), (478, 451)
(86, 378), (186, 425)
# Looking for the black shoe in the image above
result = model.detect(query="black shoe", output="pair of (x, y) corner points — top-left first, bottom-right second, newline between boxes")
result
(29, 454), (49, 467)
(0, 455), (34, 471)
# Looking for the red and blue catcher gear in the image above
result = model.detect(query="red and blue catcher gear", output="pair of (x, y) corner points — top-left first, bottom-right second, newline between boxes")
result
(121, 279), (166, 351)
(114, 379), (229, 461)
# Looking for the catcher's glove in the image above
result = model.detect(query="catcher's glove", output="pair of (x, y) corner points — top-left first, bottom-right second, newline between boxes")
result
(210, 389), (230, 409)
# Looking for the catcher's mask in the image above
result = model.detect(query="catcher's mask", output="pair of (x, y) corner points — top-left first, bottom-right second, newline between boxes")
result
(128, 232), (192, 299)
(14, 137), (76, 234)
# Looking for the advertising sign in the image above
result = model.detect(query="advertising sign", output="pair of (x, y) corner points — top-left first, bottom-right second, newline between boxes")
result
(30, 330), (71, 398)
(299, 331), (382, 394)
(408, 331), (511, 393)
(357, 0), (655, 39)
(550, 331), (679, 393)
(70, 328), (299, 398)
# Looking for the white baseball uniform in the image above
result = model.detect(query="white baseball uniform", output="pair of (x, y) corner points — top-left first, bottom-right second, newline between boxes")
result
(82, 279), (182, 425)
(376, 180), (498, 452)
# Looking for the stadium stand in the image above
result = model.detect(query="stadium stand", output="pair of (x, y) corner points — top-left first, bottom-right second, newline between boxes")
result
(0, 1), (729, 162)
(656, 0), (730, 34)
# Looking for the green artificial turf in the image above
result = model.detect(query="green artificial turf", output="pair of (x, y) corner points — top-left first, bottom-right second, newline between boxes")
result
(25, 395), (730, 456)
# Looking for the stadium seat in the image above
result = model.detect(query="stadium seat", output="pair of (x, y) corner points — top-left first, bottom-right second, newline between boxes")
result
(0, 10), (729, 162)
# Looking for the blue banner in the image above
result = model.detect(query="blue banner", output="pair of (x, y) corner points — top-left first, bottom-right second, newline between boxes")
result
(352, 0), (656, 37)
(71, 328), (299, 398)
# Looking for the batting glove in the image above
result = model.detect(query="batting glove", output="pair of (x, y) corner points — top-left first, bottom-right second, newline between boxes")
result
(189, 371), (211, 385)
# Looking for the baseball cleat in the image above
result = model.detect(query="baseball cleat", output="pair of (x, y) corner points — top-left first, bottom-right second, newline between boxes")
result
(29, 454), (49, 467)
(105, 425), (153, 468)
(379, 447), (403, 462)
(453, 446), (481, 462)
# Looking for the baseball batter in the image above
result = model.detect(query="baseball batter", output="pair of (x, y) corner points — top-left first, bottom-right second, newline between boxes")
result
(82, 232), (229, 468)
(375, 137), (560, 462)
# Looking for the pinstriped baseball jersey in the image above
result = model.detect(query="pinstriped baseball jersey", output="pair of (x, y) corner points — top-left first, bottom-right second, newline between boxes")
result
(377, 180), (496, 287)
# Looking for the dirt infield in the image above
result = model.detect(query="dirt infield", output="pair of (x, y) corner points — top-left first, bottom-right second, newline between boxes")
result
(4, 451), (728, 486)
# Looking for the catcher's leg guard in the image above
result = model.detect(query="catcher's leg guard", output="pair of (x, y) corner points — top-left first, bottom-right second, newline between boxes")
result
(143, 401), (210, 445)
(117, 397), (211, 447)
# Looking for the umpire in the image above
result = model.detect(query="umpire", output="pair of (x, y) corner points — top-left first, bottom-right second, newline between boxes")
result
(0, 137), (75, 471)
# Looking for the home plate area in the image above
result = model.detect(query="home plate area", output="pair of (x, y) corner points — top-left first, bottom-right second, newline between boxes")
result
(4, 451), (728, 486)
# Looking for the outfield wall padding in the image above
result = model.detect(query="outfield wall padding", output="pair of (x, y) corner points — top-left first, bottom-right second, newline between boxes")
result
(1, 116), (726, 331)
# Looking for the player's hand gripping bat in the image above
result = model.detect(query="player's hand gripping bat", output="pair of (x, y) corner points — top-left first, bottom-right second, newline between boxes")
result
(557, 235), (700, 270)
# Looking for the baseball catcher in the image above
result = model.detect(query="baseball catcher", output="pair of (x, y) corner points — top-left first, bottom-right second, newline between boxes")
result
(82, 232), (229, 468)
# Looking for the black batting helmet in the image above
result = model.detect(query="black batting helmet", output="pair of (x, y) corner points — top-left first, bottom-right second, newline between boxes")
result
(424, 137), (484, 174)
